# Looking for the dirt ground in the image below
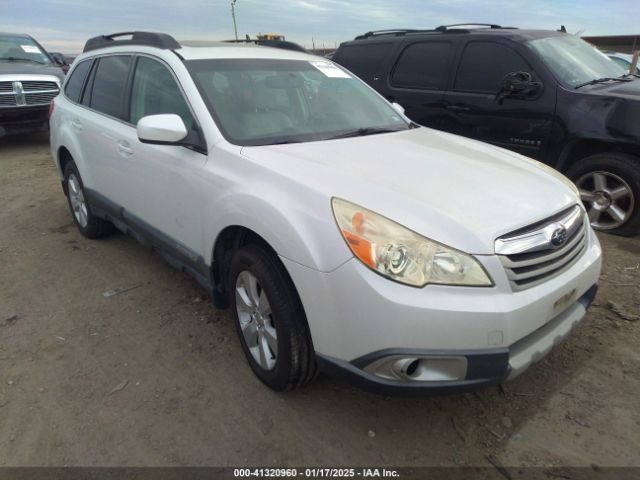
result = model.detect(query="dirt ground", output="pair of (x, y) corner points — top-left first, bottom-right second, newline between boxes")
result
(0, 133), (639, 468)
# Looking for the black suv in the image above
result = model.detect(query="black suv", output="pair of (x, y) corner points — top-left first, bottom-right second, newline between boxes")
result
(333, 24), (640, 236)
(0, 32), (64, 137)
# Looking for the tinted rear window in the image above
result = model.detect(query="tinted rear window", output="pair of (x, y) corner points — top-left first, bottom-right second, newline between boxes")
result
(334, 42), (393, 81)
(90, 55), (131, 118)
(391, 42), (452, 89)
(454, 42), (532, 93)
(64, 59), (92, 102)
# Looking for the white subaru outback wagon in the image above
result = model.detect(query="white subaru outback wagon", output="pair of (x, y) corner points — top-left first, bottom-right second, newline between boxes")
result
(50, 32), (602, 394)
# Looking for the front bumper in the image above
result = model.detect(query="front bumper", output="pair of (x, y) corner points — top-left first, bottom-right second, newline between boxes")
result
(0, 106), (49, 136)
(281, 226), (602, 394)
(316, 284), (597, 395)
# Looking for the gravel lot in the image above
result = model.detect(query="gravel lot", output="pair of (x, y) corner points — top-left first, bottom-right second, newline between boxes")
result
(0, 133), (639, 468)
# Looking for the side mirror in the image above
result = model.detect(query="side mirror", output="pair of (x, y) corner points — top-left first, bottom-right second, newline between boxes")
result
(50, 53), (67, 67)
(391, 102), (405, 115)
(137, 114), (188, 145)
(495, 71), (542, 104)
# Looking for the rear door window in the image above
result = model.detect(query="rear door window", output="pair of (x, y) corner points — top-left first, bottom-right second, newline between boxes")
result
(64, 59), (92, 102)
(454, 42), (533, 93)
(89, 55), (132, 118)
(391, 42), (453, 90)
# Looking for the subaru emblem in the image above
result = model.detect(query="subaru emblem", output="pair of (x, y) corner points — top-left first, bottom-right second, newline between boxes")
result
(550, 226), (567, 247)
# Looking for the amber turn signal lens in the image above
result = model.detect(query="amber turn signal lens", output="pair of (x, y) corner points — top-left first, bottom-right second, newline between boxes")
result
(342, 229), (375, 268)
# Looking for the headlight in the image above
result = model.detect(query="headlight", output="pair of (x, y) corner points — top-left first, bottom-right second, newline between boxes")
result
(331, 198), (493, 287)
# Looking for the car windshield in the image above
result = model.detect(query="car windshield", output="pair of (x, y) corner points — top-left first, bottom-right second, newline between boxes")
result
(609, 55), (640, 74)
(187, 58), (409, 146)
(527, 35), (627, 88)
(0, 35), (51, 65)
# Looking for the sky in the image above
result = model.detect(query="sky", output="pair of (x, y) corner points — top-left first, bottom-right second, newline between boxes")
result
(0, 0), (637, 53)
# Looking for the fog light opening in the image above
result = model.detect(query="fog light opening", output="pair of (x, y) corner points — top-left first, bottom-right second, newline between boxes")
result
(374, 355), (469, 382)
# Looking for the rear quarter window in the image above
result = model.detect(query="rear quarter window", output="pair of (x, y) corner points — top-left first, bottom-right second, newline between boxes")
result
(64, 59), (92, 103)
(334, 42), (393, 82)
(391, 42), (452, 90)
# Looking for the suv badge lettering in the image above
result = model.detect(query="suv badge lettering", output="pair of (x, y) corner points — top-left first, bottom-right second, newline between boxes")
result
(12, 81), (26, 106)
(550, 225), (567, 247)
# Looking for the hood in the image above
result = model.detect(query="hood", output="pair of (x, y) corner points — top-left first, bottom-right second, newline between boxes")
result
(592, 78), (640, 101)
(0, 61), (65, 81)
(241, 128), (579, 255)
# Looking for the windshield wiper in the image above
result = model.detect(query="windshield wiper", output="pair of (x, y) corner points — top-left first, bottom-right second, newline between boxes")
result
(575, 76), (633, 89)
(326, 127), (404, 140)
(265, 140), (299, 145)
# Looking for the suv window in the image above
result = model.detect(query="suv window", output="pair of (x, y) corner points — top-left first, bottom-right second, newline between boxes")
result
(89, 55), (132, 118)
(64, 59), (92, 103)
(454, 42), (532, 93)
(334, 42), (393, 81)
(129, 56), (194, 129)
(391, 42), (452, 90)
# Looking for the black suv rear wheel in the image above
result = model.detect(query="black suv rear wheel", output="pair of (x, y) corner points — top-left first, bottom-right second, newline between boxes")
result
(567, 153), (640, 236)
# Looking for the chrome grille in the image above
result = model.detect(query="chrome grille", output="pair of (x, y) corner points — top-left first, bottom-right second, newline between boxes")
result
(0, 78), (59, 108)
(0, 95), (16, 107)
(25, 91), (58, 105)
(496, 205), (588, 291)
(21, 81), (58, 91)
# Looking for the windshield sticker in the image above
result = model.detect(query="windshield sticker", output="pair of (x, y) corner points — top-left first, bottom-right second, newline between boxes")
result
(309, 61), (351, 78)
(21, 45), (41, 54)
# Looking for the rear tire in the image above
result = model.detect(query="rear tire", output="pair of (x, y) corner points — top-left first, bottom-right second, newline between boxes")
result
(228, 243), (317, 391)
(567, 152), (640, 236)
(63, 161), (114, 239)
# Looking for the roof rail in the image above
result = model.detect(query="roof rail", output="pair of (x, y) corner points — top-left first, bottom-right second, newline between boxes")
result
(354, 24), (518, 40)
(355, 29), (430, 40)
(83, 31), (181, 53)
(434, 23), (516, 32)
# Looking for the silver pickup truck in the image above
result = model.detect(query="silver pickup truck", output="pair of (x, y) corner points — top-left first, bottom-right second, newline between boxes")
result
(0, 32), (64, 137)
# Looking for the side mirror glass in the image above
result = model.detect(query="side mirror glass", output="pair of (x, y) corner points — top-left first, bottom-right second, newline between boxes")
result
(391, 102), (405, 115)
(495, 71), (542, 103)
(137, 114), (188, 144)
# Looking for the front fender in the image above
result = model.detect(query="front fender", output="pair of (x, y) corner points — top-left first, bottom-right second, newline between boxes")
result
(204, 189), (352, 273)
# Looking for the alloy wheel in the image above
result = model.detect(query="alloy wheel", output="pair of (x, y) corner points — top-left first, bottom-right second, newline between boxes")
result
(576, 170), (635, 230)
(68, 173), (89, 228)
(235, 270), (278, 370)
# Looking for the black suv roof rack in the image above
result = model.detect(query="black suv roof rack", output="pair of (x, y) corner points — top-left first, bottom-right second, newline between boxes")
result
(434, 23), (508, 31)
(83, 31), (181, 53)
(355, 29), (432, 39)
(355, 23), (518, 40)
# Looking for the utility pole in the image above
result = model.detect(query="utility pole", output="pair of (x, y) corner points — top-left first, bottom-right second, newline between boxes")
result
(231, 0), (238, 41)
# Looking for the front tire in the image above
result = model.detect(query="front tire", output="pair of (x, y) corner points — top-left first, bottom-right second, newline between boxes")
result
(63, 161), (114, 239)
(228, 243), (317, 391)
(567, 153), (640, 236)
